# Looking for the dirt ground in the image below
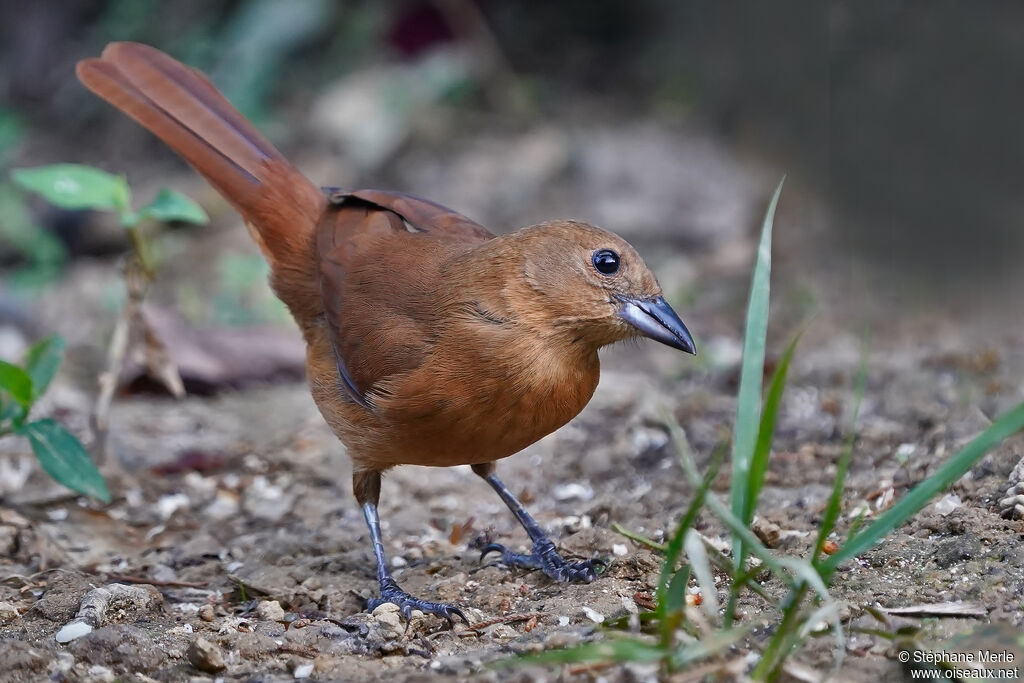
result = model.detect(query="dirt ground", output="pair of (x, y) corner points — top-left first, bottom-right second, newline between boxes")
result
(1, 118), (1023, 681)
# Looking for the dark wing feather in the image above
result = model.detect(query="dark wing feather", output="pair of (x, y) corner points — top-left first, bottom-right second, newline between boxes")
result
(316, 191), (493, 408)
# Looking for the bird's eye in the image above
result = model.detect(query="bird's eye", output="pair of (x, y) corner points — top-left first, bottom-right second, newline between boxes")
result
(592, 249), (620, 275)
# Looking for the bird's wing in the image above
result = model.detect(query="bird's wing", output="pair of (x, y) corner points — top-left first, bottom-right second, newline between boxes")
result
(316, 191), (494, 408)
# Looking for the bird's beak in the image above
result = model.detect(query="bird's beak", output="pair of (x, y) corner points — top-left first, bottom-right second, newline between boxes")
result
(617, 295), (696, 354)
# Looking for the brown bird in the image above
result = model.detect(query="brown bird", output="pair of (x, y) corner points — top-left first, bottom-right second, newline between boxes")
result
(77, 43), (695, 623)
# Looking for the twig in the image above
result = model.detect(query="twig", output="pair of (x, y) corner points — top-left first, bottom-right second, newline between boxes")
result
(460, 611), (545, 635)
(105, 573), (208, 589)
(55, 583), (160, 643)
(91, 258), (147, 464)
(276, 645), (317, 659)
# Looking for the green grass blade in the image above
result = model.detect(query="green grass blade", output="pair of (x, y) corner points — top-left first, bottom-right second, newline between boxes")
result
(746, 329), (803, 522)
(821, 399), (1024, 575)
(669, 626), (753, 670)
(656, 445), (723, 605)
(659, 565), (691, 646)
(611, 522), (666, 551)
(667, 418), (791, 582)
(812, 344), (868, 567)
(731, 178), (785, 567)
(684, 528), (719, 619)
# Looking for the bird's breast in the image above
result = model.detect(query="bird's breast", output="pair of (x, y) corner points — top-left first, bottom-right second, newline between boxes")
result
(367, 334), (600, 468)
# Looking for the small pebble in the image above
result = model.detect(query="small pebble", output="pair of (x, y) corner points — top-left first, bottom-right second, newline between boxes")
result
(371, 602), (399, 616)
(934, 494), (962, 516)
(0, 602), (19, 621)
(377, 614), (403, 633)
(85, 664), (115, 682)
(581, 606), (605, 624)
(293, 662), (315, 679)
(612, 543), (628, 557)
(557, 616), (570, 626)
(257, 600), (286, 621)
(187, 636), (227, 673)
(199, 604), (216, 622)
(46, 508), (68, 522)
(553, 482), (594, 502)
(371, 602), (403, 633)
(55, 621), (93, 643)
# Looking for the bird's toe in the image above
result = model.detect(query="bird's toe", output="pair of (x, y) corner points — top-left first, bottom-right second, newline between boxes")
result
(369, 585), (468, 628)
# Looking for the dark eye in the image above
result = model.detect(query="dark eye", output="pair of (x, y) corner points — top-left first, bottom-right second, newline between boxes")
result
(592, 249), (620, 275)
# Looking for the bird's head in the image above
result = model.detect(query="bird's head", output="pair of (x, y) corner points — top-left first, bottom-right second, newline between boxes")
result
(489, 221), (696, 354)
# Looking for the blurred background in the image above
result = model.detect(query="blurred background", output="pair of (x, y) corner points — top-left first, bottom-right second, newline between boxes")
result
(1, 0), (1022, 388)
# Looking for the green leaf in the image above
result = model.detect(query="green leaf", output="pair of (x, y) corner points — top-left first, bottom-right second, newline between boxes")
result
(18, 419), (110, 502)
(745, 328), (802, 523)
(662, 565), (691, 617)
(821, 398), (1024, 575)
(0, 182), (68, 270)
(0, 360), (32, 408)
(11, 164), (130, 214)
(138, 188), (209, 225)
(22, 335), (65, 400)
(730, 177), (784, 568)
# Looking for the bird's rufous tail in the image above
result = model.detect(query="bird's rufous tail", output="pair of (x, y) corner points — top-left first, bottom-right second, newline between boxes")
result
(76, 42), (324, 327)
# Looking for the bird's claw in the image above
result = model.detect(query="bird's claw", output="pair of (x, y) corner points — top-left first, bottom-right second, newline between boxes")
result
(480, 540), (606, 583)
(368, 582), (469, 627)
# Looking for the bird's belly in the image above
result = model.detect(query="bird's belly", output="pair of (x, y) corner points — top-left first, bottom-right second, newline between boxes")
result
(371, 360), (599, 468)
(306, 324), (601, 470)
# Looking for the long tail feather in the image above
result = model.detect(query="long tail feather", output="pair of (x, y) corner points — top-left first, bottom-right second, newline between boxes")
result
(77, 42), (324, 327)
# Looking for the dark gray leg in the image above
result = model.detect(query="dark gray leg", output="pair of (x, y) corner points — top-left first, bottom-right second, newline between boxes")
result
(355, 473), (468, 625)
(473, 463), (605, 583)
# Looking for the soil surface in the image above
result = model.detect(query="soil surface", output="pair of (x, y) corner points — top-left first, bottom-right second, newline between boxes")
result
(1, 118), (1022, 681)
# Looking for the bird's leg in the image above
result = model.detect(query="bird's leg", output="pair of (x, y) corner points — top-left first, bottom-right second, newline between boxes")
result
(354, 471), (468, 625)
(472, 463), (605, 583)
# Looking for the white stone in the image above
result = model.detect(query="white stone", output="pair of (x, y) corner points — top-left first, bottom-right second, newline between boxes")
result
(553, 482), (594, 502)
(580, 606), (605, 623)
(612, 544), (628, 557)
(293, 662), (314, 679)
(934, 494), (962, 516)
(55, 620), (93, 643)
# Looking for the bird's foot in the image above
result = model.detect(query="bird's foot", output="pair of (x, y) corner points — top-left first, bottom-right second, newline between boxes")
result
(368, 579), (468, 627)
(480, 539), (606, 583)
